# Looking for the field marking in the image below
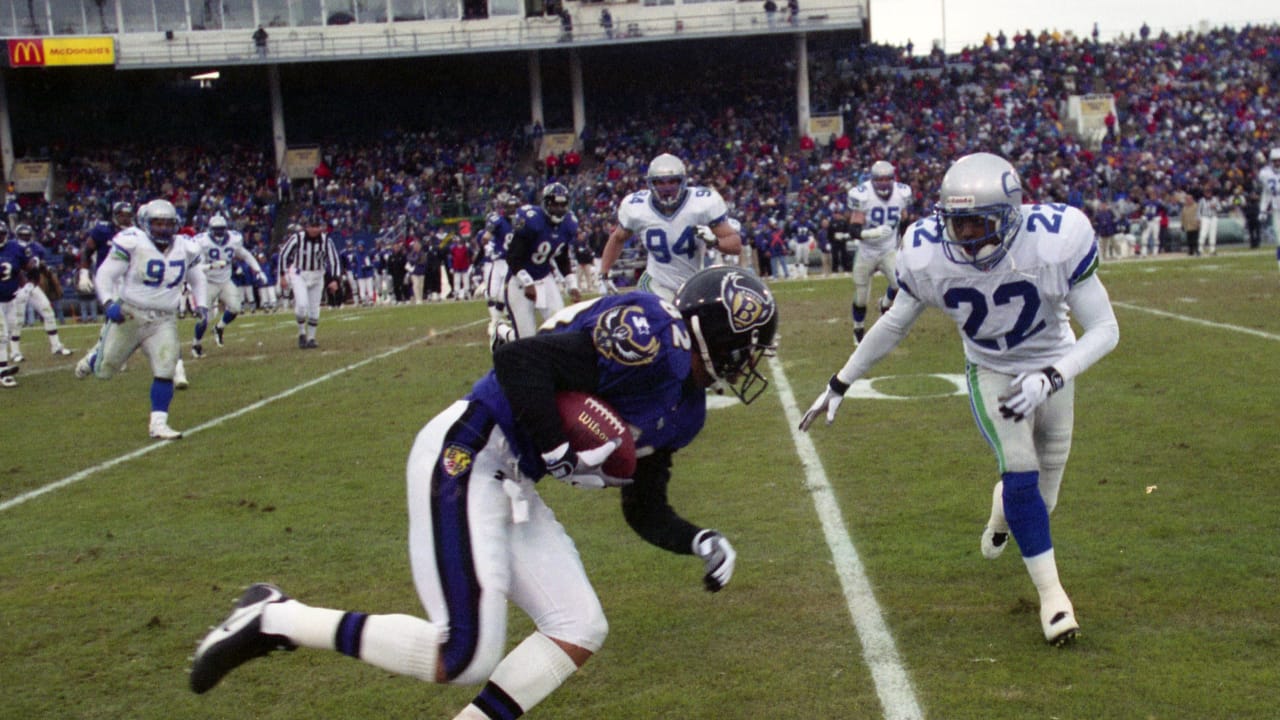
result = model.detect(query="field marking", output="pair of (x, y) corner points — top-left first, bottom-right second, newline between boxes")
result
(767, 357), (925, 720)
(0, 319), (486, 514)
(1112, 301), (1280, 341)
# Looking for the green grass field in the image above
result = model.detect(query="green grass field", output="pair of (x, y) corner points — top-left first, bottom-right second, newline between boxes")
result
(3, 249), (1278, 719)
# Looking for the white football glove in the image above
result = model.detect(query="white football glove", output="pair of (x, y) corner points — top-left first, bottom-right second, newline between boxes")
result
(693, 529), (736, 592)
(997, 368), (1065, 421)
(798, 375), (850, 431)
(255, 272), (268, 286)
(695, 225), (718, 248)
(76, 268), (94, 294)
(541, 439), (624, 489)
(859, 224), (894, 241)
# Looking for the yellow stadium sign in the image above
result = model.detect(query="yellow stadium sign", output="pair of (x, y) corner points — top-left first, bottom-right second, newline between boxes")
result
(6, 37), (115, 67)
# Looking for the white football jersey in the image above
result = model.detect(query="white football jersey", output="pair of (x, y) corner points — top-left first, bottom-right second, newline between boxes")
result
(1260, 165), (1280, 211)
(897, 203), (1100, 374)
(195, 230), (255, 284)
(96, 228), (204, 312)
(848, 180), (913, 251)
(617, 185), (729, 293)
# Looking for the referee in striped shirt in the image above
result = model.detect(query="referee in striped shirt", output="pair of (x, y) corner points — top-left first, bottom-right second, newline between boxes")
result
(279, 214), (341, 349)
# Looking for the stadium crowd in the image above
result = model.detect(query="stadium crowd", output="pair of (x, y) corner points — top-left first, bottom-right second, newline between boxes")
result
(5, 19), (1280, 323)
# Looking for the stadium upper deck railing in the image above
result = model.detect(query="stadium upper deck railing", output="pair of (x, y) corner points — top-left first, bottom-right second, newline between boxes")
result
(108, 1), (863, 70)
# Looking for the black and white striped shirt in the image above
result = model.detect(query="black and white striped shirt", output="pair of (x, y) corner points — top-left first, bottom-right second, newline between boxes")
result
(279, 231), (341, 277)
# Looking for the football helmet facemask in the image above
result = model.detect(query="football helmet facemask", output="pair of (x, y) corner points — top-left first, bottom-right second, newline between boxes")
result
(112, 201), (134, 229)
(15, 224), (35, 244)
(542, 183), (570, 224)
(870, 160), (896, 200)
(139, 199), (180, 249)
(208, 214), (229, 241)
(674, 266), (779, 404)
(935, 152), (1023, 272)
(646, 153), (688, 210)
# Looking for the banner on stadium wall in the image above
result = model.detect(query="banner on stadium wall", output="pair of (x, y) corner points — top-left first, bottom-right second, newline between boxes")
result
(11, 161), (52, 196)
(808, 115), (844, 144)
(6, 37), (115, 68)
(539, 133), (576, 158)
(283, 147), (322, 181)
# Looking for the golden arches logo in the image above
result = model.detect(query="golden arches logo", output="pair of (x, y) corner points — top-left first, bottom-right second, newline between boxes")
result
(9, 40), (44, 66)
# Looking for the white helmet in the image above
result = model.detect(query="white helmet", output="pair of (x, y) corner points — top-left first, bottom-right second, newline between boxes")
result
(139, 199), (180, 249)
(870, 160), (896, 199)
(646, 153), (688, 210)
(209, 214), (229, 240)
(935, 153), (1023, 272)
(1270, 147), (1280, 164)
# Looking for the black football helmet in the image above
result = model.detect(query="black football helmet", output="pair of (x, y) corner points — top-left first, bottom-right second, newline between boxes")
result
(674, 266), (778, 404)
(542, 182), (570, 224)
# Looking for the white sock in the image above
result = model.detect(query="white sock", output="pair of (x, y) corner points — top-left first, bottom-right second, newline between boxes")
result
(263, 602), (440, 682)
(1022, 548), (1065, 601)
(479, 633), (579, 715)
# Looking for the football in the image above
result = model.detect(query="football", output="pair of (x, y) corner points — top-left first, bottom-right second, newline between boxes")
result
(556, 391), (637, 479)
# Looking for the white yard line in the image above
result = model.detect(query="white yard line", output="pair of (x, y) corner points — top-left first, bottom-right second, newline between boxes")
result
(767, 356), (925, 720)
(1111, 301), (1280, 341)
(1, 319), (486, 513)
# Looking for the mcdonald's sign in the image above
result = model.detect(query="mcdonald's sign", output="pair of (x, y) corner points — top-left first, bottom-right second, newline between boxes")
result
(7, 37), (115, 68)
(8, 39), (44, 67)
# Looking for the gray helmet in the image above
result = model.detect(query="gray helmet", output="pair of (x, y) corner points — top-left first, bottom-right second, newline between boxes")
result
(646, 153), (688, 210)
(870, 160), (896, 199)
(934, 152), (1023, 271)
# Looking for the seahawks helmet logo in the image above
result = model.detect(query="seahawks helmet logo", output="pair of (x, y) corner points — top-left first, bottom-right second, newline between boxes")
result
(593, 305), (660, 366)
(724, 274), (775, 333)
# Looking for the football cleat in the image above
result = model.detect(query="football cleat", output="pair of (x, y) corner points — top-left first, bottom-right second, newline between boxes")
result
(191, 342), (204, 359)
(853, 327), (865, 345)
(190, 583), (296, 694)
(304, 339), (318, 349)
(149, 412), (183, 440)
(0, 364), (17, 378)
(1040, 593), (1079, 647)
(298, 335), (307, 349)
(53, 346), (73, 356)
(980, 527), (1009, 560)
(11, 353), (24, 364)
(74, 354), (94, 379)
(174, 362), (189, 391)
(214, 325), (225, 347)
(1, 375), (16, 388)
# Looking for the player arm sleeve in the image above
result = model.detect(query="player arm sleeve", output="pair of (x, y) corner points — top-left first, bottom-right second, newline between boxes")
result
(187, 263), (209, 308)
(237, 246), (264, 274)
(506, 227), (534, 273)
(493, 331), (601, 453)
(834, 289), (926, 386)
(79, 238), (95, 270)
(1054, 276), (1119, 382)
(553, 247), (576, 289)
(619, 449), (700, 555)
(94, 255), (128, 305)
